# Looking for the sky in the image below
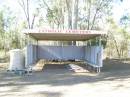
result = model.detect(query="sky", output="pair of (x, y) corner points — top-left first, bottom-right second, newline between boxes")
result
(112, 0), (130, 23)
(0, 0), (130, 24)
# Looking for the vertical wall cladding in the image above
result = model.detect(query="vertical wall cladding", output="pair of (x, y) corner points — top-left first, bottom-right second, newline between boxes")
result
(26, 44), (38, 66)
(95, 46), (103, 67)
(37, 45), (85, 60)
(38, 46), (62, 60)
(85, 46), (91, 62)
(62, 46), (85, 60)
(33, 45), (38, 63)
(90, 47), (94, 63)
(98, 46), (103, 67)
(26, 45), (103, 67)
(85, 46), (103, 67)
(26, 45), (32, 66)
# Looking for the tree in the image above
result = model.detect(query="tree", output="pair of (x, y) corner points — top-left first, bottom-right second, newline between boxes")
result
(18, 0), (39, 29)
(0, 11), (5, 50)
(78, 0), (113, 30)
(38, 0), (66, 29)
(120, 14), (130, 29)
(38, 0), (113, 46)
(105, 17), (130, 58)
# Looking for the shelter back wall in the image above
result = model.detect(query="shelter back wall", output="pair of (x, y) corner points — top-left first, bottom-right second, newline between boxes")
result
(26, 45), (103, 67)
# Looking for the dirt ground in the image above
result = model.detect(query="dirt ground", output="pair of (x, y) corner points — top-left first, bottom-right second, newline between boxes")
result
(0, 59), (130, 97)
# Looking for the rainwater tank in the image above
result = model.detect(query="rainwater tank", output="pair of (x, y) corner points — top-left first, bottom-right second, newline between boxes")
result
(9, 49), (25, 70)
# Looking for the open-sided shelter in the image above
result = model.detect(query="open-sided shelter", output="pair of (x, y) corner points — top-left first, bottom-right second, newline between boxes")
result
(24, 29), (106, 72)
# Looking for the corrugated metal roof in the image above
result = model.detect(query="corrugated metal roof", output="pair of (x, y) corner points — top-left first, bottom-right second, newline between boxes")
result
(23, 29), (106, 41)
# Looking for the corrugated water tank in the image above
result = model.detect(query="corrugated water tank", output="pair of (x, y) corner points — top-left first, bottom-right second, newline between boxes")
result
(9, 49), (25, 70)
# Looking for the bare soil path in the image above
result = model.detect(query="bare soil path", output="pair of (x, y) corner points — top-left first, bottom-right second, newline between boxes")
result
(0, 59), (130, 97)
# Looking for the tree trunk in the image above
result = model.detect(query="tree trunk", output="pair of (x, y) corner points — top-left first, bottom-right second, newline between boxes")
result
(66, 0), (73, 45)
(72, 0), (79, 45)
(73, 0), (78, 29)
(110, 32), (121, 58)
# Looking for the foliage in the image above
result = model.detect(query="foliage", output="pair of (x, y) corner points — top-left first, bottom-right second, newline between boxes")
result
(0, 0), (130, 59)
(0, 11), (4, 50)
(105, 17), (130, 58)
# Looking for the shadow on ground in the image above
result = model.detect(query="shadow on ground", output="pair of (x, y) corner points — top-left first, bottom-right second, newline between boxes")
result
(0, 59), (130, 97)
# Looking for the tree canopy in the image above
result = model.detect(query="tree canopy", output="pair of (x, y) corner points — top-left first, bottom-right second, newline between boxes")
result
(0, 0), (130, 58)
